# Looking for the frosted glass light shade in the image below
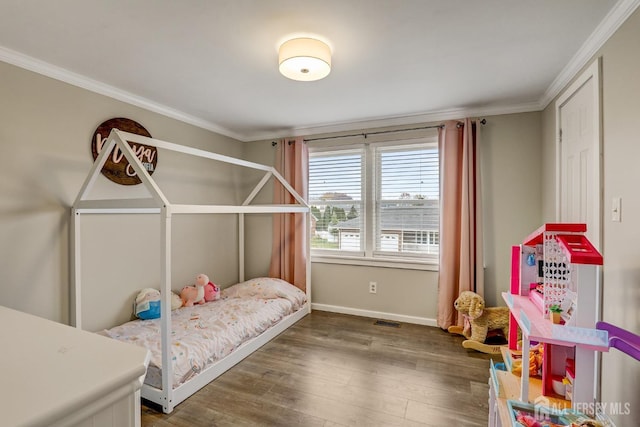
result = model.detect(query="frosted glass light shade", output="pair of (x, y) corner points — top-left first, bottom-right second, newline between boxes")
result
(279, 38), (331, 81)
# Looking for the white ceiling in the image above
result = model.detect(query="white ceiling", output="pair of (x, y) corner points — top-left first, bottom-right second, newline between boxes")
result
(0, 0), (634, 141)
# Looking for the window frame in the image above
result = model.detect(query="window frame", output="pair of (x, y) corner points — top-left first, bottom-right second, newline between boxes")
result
(308, 136), (439, 271)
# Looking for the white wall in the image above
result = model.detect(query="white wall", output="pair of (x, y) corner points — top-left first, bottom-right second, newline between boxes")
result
(0, 61), (244, 329)
(541, 8), (640, 426)
(481, 113), (542, 307)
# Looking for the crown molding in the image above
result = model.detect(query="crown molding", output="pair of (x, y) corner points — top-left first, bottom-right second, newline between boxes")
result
(0, 45), (245, 141)
(247, 101), (543, 141)
(540, 0), (640, 109)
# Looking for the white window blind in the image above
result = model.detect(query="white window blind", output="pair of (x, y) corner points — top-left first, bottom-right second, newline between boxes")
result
(309, 149), (363, 253)
(374, 143), (439, 257)
(309, 137), (439, 267)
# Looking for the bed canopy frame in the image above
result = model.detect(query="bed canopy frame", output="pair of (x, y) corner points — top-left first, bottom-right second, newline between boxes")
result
(71, 129), (311, 412)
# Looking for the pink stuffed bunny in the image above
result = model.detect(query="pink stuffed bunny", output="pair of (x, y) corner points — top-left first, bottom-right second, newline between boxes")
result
(204, 279), (220, 302)
(180, 274), (208, 307)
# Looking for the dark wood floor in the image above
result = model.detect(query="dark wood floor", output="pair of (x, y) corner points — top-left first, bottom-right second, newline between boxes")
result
(141, 310), (496, 426)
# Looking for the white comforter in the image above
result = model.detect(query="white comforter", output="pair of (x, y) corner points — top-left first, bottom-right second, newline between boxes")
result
(104, 277), (306, 388)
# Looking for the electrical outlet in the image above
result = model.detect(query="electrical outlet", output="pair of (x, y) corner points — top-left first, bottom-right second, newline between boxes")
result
(369, 281), (377, 294)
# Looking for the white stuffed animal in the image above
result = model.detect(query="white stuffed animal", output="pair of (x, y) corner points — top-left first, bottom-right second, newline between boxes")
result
(134, 288), (182, 319)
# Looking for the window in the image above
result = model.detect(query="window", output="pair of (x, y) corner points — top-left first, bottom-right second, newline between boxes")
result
(309, 148), (363, 252)
(309, 138), (439, 268)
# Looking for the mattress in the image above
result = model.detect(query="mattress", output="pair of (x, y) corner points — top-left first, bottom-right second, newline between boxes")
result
(104, 277), (306, 389)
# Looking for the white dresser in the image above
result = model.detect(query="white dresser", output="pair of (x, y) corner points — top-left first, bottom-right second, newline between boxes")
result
(0, 306), (150, 427)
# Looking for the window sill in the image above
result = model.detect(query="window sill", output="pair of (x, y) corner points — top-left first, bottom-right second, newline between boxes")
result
(311, 254), (439, 271)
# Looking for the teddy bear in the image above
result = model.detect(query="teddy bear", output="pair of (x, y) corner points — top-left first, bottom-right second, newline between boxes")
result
(450, 290), (510, 344)
(180, 273), (208, 307)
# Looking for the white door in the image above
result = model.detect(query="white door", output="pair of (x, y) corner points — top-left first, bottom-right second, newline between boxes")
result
(556, 59), (602, 250)
(555, 58), (603, 403)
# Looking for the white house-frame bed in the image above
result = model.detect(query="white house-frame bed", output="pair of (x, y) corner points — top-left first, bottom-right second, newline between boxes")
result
(71, 129), (311, 413)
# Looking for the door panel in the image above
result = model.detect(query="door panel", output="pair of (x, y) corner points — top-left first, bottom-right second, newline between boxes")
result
(556, 60), (601, 250)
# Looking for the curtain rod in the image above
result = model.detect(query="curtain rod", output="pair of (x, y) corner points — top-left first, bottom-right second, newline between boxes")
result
(303, 124), (443, 143)
(271, 119), (486, 146)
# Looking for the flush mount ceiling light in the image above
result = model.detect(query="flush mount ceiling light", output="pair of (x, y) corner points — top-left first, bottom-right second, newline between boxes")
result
(278, 37), (331, 81)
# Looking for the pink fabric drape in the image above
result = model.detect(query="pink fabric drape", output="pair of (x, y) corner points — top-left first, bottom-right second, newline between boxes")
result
(437, 119), (484, 330)
(269, 137), (308, 292)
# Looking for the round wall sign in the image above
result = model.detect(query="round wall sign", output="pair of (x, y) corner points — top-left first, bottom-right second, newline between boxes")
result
(91, 118), (158, 185)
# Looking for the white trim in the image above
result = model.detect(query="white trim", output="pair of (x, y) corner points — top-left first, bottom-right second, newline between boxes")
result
(541, 0), (640, 109)
(312, 255), (438, 271)
(312, 303), (438, 327)
(0, 46), (244, 141)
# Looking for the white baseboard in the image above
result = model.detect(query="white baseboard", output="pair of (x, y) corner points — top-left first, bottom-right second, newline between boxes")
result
(311, 303), (438, 327)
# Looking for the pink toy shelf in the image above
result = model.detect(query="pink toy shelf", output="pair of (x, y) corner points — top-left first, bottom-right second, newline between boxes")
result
(491, 223), (639, 426)
(506, 223), (605, 411)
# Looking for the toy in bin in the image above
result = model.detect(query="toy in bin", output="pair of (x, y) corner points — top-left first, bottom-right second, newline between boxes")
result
(509, 344), (543, 377)
(508, 400), (568, 427)
(507, 399), (606, 427)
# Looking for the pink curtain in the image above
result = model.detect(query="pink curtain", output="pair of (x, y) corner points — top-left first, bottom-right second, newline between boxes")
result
(437, 119), (484, 330)
(269, 137), (308, 292)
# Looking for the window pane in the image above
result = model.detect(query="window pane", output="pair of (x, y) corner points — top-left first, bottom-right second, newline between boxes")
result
(375, 145), (439, 255)
(309, 150), (363, 252)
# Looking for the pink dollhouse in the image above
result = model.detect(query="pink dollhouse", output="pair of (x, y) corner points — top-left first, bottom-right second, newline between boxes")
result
(506, 223), (607, 407)
(488, 223), (640, 426)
